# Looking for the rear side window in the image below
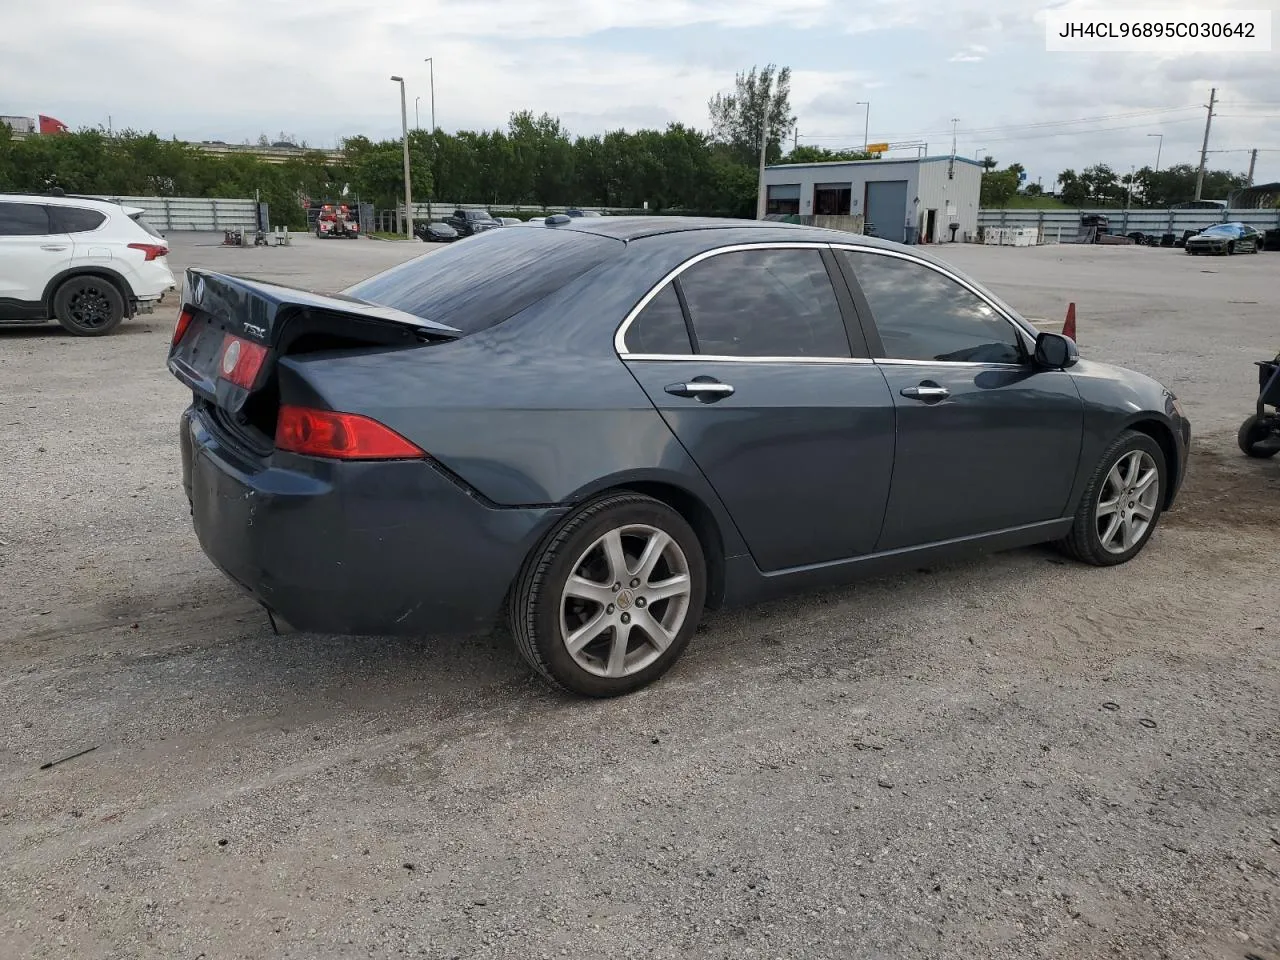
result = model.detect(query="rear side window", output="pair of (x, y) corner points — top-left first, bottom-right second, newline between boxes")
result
(626, 283), (692, 355)
(343, 227), (621, 335)
(0, 202), (52, 236)
(130, 213), (165, 239)
(49, 206), (107, 233)
(677, 248), (852, 358)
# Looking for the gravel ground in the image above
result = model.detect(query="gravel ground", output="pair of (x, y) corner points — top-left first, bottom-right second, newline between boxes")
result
(1, 234), (1278, 960)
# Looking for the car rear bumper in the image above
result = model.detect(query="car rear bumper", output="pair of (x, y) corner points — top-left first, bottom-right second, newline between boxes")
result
(180, 405), (565, 637)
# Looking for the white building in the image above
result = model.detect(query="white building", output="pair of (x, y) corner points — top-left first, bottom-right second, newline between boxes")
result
(761, 155), (983, 245)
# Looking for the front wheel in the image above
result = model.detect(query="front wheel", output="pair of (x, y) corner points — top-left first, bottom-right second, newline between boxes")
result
(508, 493), (707, 697)
(1238, 415), (1280, 459)
(1059, 431), (1167, 566)
(52, 276), (125, 336)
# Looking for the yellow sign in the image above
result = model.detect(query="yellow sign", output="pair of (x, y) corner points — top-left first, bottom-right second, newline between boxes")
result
(866, 142), (890, 154)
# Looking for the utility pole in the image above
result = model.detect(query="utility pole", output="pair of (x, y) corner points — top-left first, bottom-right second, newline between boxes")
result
(1246, 148), (1257, 187)
(1147, 133), (1163, 173)
(424, 58), (436, 132)
(793, 128), (798, 151)
(1194, 87), (1216, 201)
(948, 118), (958, 179)
(856, 102), (870, 152)
(756, 105), (769, 219)
(390, 76), (413, 237)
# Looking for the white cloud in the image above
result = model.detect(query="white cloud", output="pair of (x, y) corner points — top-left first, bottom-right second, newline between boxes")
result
(1, 0), (1277, 183)
(949, 44), (990, 62)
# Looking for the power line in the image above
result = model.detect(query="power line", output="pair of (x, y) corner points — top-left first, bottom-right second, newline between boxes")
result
(797, 105), (1202, 145)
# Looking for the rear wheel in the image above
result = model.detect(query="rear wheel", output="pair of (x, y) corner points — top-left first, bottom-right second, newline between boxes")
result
(1059, 431), (1166, 566)
(1238, 415), (1280, 459)
(52, 276), (125, 336)
(1227, 241), (1235, 255)
(509, 493), (706, 697)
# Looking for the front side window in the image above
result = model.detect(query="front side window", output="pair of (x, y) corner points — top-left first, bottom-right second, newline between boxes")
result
(677, 248), (852, 358)
(839, 250), (1023, 365)
(0, 202), (52, 237)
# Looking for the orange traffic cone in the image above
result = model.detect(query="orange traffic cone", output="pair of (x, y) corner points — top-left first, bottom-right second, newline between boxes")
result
(1062, 302), (1077, 341)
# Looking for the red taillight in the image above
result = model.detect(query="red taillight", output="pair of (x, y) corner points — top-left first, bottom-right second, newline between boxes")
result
(128, 242), (168, 261)
(275, 405), (425, 460)
(218, 334), (269, 389)
(172, 306), (195, 346)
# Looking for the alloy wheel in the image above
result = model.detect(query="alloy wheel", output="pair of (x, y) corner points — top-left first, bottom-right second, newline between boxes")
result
(68, 288), (113, 329)
(559, 523), (692, 678)
(1096, 450), (1160, 554)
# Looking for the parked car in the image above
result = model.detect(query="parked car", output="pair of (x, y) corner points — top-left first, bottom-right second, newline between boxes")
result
(496, 217), (524, 226)
(564, 209), (603, 218)
(168, 217), (1190, 698)
(444, 209), (501, 237)
(0, 193), (176, 335)
(414, 221), (459, 243)
(1184, 222), (1263, 255)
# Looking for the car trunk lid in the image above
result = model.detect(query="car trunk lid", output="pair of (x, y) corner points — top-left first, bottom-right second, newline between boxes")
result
(168, 268), (459, 452)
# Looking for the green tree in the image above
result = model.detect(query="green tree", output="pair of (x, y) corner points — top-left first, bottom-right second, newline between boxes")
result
(980, 165), (1020, 206)
(780, 145), (874, 164)
(707, 64), (796, 167)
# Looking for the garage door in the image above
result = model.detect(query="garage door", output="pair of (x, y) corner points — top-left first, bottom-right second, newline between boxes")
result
(865, 180), (908, 243)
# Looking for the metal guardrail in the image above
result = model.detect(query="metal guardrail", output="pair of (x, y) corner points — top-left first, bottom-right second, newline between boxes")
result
(978, 206), (1280, 235)
(89, 195), (259, 231)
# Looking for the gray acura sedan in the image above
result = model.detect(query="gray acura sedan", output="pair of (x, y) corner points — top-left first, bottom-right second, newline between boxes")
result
(168, 217), (1190, 697)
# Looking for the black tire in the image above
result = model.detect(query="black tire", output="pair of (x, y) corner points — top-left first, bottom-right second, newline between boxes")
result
(52, 276), (126, 336)
(1238, 415), (1279, 459)
(1227, 241), (1235, 255)
(508, 492), (707, 697)
(1058, 430), (1167, 567)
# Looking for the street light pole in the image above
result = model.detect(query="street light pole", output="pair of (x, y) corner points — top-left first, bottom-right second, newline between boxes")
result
(390, 75), (413, 238)
(974, 147), (986, 162)
(415, 96), (421, 130)
(855, 101), (869, 152)
(1147, 133), (1163, 173)
(424, 58), (436, 132)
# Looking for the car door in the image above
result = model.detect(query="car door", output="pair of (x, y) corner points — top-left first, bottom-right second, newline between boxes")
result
(833, 247), (1084, 551)
(0, 202), (71, 316)
(619, 244), (897, 572)
(446, 209), (466, 233)
(50, 205), (111, 269)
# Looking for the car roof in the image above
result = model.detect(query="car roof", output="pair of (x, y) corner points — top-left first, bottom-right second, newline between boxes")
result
(539, 214), (927, 254)
(0, 193), (139, 214)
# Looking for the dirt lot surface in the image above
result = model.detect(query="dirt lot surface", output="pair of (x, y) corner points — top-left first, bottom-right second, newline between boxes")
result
(2, 234), (1278, 959)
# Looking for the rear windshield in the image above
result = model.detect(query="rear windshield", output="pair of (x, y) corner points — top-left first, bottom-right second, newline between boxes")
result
(343, 227), (621, 334)
(467, 210), (494, 221)
(130, 213), (165, 239)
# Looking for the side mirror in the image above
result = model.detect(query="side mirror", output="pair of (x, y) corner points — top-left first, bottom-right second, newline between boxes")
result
(1034, 331), (1079, 369)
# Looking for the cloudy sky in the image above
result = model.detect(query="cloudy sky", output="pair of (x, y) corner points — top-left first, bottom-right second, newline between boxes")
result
(2, 0), (1278, 187)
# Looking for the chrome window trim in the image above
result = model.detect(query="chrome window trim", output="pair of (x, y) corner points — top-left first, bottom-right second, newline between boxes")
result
(623, 353), (875, 365)
(615, 239), (1043, 368)
(827, 243), (1040, 357)
(614, 241), (850, 360)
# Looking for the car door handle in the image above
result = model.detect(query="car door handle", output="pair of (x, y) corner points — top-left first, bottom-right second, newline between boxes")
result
(900, 385), (950, 404)
(665, 381), (735, 400)
(40, 244), (68, 252)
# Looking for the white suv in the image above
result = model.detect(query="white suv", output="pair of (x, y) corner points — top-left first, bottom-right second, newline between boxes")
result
(0, 194), (177, 335)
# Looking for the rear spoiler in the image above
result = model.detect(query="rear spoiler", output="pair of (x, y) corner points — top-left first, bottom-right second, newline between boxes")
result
(182, 268), (460, 344)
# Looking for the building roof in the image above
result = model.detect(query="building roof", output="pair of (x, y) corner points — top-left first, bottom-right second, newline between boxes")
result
(765, 155), (984, 172)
